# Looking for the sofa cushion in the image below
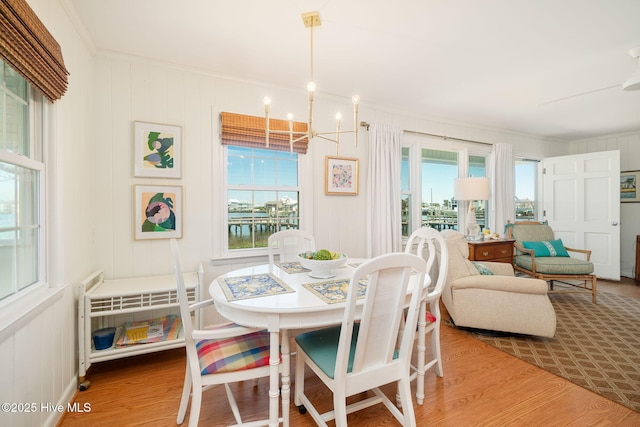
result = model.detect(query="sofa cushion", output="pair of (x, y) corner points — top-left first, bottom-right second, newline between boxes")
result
(472, 262), (495, 275)
(515, 255), (594, 275)
(522, 239), (569, 257)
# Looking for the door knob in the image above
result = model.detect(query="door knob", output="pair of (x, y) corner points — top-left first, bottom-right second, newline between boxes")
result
(611, 221), (619, 226)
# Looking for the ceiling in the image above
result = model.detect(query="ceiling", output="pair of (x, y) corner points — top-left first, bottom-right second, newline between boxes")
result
(67, 0), (640, 141)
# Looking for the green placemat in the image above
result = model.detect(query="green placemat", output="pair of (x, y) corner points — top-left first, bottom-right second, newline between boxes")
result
(218, 273), (295, 301)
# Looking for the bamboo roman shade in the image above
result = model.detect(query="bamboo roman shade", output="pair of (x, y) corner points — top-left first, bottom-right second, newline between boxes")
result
(0, 0), (69, 102)
(220, 112), (309, 154)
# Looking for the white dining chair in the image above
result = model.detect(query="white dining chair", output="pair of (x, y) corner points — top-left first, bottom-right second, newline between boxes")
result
(170, 239), (279, 427)
(294, 252), (427, 426)
(404, 226), (449, 405)
(267, 229), (316, 267)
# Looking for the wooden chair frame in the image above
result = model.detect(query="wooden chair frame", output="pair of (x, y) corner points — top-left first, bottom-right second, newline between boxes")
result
(507, 221), (597, 303)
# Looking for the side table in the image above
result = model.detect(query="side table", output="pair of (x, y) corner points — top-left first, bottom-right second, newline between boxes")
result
(468, 239), (515, 264)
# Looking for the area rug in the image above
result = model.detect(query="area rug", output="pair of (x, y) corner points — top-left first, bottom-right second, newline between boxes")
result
(466, 291), (640, 412)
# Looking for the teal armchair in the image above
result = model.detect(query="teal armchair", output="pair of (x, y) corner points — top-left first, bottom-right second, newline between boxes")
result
(507, 221), (597, 303)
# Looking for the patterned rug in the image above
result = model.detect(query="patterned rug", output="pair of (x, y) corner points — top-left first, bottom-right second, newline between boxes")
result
(464, 291), (640, 412)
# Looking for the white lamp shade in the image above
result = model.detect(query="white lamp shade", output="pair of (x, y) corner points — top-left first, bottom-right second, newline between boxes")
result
(454, 177), (490, 201)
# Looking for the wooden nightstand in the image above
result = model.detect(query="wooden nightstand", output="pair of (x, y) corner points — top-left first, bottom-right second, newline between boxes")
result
(468, 239), (515, 264)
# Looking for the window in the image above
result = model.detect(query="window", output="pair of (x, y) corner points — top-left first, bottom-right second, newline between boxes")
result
(402, 147), (459, 237)
(0, 60), (45, 301)
(225, 146), (300, 253)
(401, 136), (491, 238)
(515, 159), (538, 220)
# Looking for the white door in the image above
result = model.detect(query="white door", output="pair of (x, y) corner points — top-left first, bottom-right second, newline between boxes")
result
(542, 150), (620, 280)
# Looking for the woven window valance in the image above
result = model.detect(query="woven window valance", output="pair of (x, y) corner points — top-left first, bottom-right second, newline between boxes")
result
(220, 112), (309, 154)
(0, 0), (69, 102)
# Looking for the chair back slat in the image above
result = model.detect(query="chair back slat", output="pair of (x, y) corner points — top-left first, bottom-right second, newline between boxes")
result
(170, 239), (198, 355)
(405, 227), (449, 298)
(267, 229), (316, 265)
(334, 253), (427, 381)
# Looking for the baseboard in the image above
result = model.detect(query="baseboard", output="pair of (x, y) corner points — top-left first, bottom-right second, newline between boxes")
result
(45, 375), (78, 427)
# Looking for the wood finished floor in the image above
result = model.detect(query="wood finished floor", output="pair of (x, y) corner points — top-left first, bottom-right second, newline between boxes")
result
(60, 279), (640, 427)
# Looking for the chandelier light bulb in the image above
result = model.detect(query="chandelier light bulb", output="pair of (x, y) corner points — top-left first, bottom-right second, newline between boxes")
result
(335, 112), (342, 121)
(286, 113), (294, 121)
(307, 81), (317, 93)
(263, 96), (271, 106)
(351, 95), (360, 105)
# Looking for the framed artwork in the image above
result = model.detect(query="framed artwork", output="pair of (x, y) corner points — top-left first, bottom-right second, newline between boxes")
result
(621, 170), (640, 203)
(134, 185), (183, 239)
(325, 156), (359, 195)
(134, 121), (182, 178)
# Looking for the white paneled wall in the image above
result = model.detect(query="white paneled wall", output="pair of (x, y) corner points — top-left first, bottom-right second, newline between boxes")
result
(570, 132), (640, 277)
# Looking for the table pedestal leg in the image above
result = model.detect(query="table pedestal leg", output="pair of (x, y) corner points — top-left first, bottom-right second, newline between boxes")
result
(281, 329), (290, 427)
(268, 330), (280, 427)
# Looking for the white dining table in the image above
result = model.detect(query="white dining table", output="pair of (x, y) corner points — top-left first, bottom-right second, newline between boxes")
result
(209, 259), (427, 427)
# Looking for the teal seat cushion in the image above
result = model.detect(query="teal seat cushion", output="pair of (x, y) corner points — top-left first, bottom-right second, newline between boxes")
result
(515, 255), (594, 275)
(295, 324), (358, 379)
(295, 323), (399, 379)
(522, 239), (569, 257)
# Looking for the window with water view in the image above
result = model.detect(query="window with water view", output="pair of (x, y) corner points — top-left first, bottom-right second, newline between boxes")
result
(402, 146), (487, 238)
(515, 159), (537, 220)
(226, 146), (300, 251)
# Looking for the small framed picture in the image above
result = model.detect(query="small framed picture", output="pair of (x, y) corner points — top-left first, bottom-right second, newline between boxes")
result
(621, 170), (640, 203)
(325, 156), (359, 195)
(134, 185), (183, 240)
(134, 121), (182, 178)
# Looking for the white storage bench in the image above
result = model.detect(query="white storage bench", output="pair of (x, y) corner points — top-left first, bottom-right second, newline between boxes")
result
(78, 267), (203, 389)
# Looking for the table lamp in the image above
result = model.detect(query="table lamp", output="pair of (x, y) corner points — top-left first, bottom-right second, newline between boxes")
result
(454, 177), (490, 239)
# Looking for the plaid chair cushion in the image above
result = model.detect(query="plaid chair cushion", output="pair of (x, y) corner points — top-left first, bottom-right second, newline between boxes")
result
(196, 330), (271, 375)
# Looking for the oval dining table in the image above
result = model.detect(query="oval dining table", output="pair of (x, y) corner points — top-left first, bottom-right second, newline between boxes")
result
(209, 258), (428, 427)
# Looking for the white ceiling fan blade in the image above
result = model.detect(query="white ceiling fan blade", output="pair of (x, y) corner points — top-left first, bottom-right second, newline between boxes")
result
(539, 84), (620, 106)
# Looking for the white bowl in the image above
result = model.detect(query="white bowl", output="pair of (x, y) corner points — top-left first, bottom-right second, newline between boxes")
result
(297, 252), (348, 279)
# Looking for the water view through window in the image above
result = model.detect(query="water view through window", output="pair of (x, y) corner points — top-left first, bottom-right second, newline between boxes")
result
(402, 148), (487, 237)
(226, 146), (300, 250)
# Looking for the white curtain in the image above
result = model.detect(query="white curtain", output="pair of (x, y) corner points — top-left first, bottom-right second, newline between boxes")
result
(366, 124), (403, 257)
(490, 143), (515, 237)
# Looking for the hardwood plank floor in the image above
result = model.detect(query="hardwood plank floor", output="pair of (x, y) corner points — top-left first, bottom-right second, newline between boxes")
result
(59, 279), (640, 427)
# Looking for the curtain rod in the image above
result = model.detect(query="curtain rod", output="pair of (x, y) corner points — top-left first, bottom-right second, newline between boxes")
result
(359, 121), (493, 147)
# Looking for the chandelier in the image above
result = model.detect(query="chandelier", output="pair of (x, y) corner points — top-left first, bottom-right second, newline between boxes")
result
(263, 11), (360, 154)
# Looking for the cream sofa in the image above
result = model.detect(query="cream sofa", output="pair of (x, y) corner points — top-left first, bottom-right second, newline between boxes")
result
(440, 230), (556, 338)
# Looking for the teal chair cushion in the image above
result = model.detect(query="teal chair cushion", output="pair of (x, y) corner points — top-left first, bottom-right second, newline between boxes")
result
(515, 255), (594, 275)
(295, 324), (358, 379)
(295, 323), (400, 379)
